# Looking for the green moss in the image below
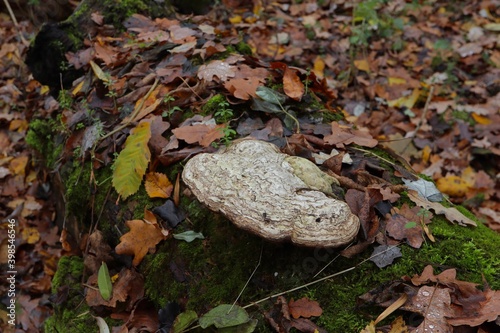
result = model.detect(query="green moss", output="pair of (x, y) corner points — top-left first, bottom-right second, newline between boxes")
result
(64, 162), (92, 224)
(141, 195), (500, 332)
(201, 94), (227, 116)
(45, 256), (95, 333)
(25, 118), (64, 168)
(102, 0), (147, 27)
(235, 41), (253, 55)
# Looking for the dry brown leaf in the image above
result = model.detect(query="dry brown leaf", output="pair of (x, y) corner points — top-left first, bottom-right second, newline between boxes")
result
(115, 214), (167, 266)
(288, 297), (323, 319)
(145, 172), (173, 199)
(283, 67), (304, 101)
(407, 190), (477, 227)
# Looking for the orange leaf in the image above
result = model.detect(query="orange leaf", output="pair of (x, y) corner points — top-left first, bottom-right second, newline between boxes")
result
(145, 172), (173, 199)
(471, 112), (491, 125)
(288, 297), (323, 319)
(283, 67), (304, 101)
(115, 216), (167, 266)
(313, 56), (325, 78)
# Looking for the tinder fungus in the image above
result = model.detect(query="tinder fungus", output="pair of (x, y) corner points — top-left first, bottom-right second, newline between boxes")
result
(182, 140), (360, 247)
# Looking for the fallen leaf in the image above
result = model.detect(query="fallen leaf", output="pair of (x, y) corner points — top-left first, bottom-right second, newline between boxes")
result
(436, 175), (469, 197)
(145, 172), (173, 199)
(115, 215), (167, 266)
(407, 190), (476, 226)
(283, 67), (304, 101)
(354, 59), (370, 72)
(288, 297), (323, 319)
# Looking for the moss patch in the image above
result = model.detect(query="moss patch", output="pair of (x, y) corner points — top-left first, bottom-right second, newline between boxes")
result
(44, 256), (94, 333)
(141, 198), (500, 332)
(25, 118), (64, 169)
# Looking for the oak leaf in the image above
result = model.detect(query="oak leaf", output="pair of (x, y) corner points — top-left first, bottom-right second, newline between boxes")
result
(115, 213), (167, 266)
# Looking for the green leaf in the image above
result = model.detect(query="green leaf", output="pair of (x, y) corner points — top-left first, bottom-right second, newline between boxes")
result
(172, 310), (198, 333)
(404, 221), (417, 229)
(255, 86), (286, 105)
(97, 262), (112, 301)
(218, 319), (258, 333)
(173, 231), (205, 243)
(112, 121), (151, 199)
(199, 304), (249, 329)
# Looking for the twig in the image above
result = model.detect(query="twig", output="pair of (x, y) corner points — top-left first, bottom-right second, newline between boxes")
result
(229, 244), (263, 313)
(401, 85), (435, 153)
(2, 0), (28, 45)
(242, 243), (402, 309)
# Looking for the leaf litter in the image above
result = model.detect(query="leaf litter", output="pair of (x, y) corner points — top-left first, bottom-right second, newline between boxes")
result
(1, 0), (499, 332)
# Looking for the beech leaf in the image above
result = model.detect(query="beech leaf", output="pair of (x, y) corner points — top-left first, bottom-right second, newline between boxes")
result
(112, 121), (151, 199)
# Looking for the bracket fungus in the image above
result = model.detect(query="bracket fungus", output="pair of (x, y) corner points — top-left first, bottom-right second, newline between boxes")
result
(182, 140), (360, 247)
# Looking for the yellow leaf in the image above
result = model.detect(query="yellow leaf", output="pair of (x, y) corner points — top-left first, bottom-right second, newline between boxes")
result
(112, 121), (151, 199)
(388, 77), (407, 86)
(461, 166), (476, 187)
(354, 59), (370, 72)
(229, 15), (242, 24)
(10, 156), (29, 176)
(313, 56), (325, 78)
(72, 80), (85, 96)
(436, 175), (469, 197)
(387, 89), (421, 109)
(9, 119), (29, 132)
(22, 227), (40, 244)
(471, 112), (491, 125)
(89, 60), (111, 84)
(484, 23), (500, 31)
(422, 145), (431, 164)
(145, 172), (173, 199)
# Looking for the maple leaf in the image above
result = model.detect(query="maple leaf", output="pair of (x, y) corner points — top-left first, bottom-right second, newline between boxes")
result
(115, 213), (167, 266)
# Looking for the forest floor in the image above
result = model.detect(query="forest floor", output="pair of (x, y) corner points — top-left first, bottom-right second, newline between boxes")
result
(0, 0), (499, 332)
